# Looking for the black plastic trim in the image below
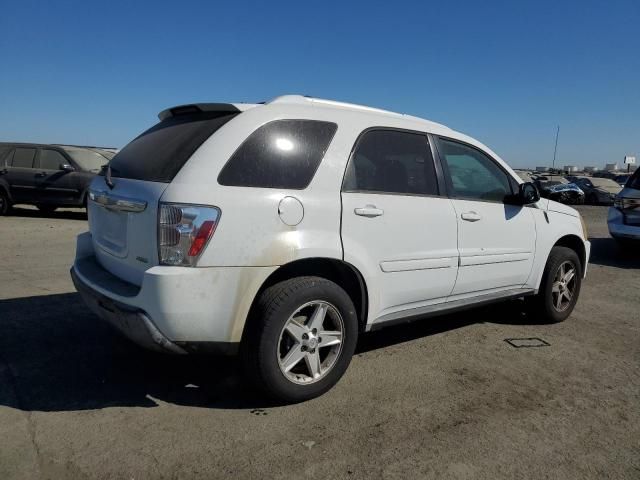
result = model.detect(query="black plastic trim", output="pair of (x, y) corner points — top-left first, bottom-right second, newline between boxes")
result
(158, 103), (241, 121)
(368, 288), (536, 331)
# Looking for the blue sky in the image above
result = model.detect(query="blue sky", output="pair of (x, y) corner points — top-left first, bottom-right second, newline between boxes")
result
(1, 0), (638, 168)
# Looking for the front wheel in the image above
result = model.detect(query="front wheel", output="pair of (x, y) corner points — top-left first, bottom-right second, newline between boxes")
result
(530, 246), (582, 323)
(243, 276), (358, 403)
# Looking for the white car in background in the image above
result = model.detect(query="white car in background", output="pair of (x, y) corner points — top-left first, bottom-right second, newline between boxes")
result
(71, 95), (591, 402)
(609, 168), (640, 247)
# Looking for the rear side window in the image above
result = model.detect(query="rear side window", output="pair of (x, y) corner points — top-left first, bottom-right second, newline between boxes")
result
(108, 112), (239, 183)
(12, 148), (36, 168)
(342, 129), (439, 195)
(218, 120), (338, 189)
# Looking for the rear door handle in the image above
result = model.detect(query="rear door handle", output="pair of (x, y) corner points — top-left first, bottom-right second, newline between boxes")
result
(354, 205), (384, 218)
(35, 172), (47, 177)
(461, 211), (482, 222)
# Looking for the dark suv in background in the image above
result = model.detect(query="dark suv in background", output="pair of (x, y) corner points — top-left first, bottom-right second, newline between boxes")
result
(0, 143), (112, 215)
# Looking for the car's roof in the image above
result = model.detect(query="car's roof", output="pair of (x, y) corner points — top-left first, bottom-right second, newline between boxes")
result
(0, 142), (115, 151)
(160, 95), (455, 133)
(167, 94), (525, 185)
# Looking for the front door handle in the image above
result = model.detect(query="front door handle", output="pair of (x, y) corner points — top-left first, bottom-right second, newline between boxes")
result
(35, 172), (47, 178)
(354, 205), (384, 218)
(461, 211), (482, 222)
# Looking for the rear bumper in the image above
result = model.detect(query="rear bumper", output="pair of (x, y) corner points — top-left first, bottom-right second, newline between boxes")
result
(71, 232), (277, 353)
(71, 267), (187, 354)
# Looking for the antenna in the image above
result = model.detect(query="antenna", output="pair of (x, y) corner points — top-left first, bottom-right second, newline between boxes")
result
(551, 125), (560, 180)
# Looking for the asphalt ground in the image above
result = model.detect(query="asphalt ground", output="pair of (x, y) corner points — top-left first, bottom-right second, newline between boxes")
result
(0, 204), (638, 479)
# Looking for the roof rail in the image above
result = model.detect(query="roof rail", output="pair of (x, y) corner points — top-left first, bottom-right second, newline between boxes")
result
(268, 95), (404, 117)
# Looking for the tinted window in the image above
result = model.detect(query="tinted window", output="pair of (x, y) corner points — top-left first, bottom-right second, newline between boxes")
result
(343, 129), (438, 195)
(0, 146), (10, 162)
(109, 112), (238, 183)
(12, 148), (36, 168)
(62, 147), (109, 172)
(627, 169), (640, 190)
(218, 120), (337, 189)
(438, 138), (512, 202)
(39, 149), (68, 170)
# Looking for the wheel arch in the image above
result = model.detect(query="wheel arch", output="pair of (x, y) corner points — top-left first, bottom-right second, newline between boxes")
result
(552, 234), (587, 273)
(245, 257), (369, 334)
(0, 180), (12, 200)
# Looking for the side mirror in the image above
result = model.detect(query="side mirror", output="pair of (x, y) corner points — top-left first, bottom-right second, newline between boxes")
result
(60, 163), (75, 172)
(519, 182), (540, 204)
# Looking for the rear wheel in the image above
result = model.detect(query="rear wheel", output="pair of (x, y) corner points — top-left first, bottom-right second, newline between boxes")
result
(0, 189), (10, 215)
(243, 276), (358, 403)
(530, 246), (582, 323)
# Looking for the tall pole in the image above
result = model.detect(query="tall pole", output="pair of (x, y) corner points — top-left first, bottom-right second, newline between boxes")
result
(551, 125), (560, 180)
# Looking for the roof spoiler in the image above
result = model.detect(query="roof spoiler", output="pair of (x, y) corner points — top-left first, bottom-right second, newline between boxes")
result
(158, 103), (241, 121)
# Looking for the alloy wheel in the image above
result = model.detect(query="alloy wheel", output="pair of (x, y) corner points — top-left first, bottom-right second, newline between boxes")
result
(277, 301), (344, 385)
(551, 261), (577, 312)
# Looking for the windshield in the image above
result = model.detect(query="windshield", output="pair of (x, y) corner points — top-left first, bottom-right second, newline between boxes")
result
(515, 171), (533, 183)
(627, 169), (640, 190)
(62, 147), (110, 172)
(540, 181), (562, 187)
(591, 178), (621, 188)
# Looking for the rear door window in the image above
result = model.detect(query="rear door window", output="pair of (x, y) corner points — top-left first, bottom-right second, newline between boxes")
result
(218, 120), (338, 189)
(342, 129), (439, 195)
(109, 112), (239, 183)
(11, 148), (36, 168)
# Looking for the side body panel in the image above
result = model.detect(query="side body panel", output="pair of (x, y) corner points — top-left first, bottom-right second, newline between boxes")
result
(341, 192), (459, 323)
(448, 200), (536, 296)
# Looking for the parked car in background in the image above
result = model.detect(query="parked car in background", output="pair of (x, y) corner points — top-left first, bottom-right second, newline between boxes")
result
(567, 176), (622, 205)
(71, 95), (590, 402)
(613, 174), (632, 187)
(0, 143), (110, 215)
(608, 168), (640, 247)
(535, 179), (585, 205)
(514, 170), (535, 183)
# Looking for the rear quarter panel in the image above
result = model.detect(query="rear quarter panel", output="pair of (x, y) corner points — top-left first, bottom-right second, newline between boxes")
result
(161, 105), (364, 267)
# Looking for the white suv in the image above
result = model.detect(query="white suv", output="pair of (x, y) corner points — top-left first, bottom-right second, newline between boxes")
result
(71, 95), (591, 402)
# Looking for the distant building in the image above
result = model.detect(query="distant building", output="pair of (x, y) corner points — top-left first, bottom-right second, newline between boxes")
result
(584, 166), (599, 173)
(605, 163), (618, 172)
(563, 165), (579, 172)
(536, 166), (550, 172)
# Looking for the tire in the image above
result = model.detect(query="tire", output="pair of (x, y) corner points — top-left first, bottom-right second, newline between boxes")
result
(37, 205), (58, 213)
(242, 276), (358, 403)
(0, 189), (10, 215)
(587, 193), (598, 205)
(530, 246), (582, 323)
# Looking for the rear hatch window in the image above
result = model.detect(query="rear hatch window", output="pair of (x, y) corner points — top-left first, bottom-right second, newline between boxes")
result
(108, 111), (239, 183)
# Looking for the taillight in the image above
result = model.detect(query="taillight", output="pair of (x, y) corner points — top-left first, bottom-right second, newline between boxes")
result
(158, 203), (220, 266)
(614, 197), (640, 211)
